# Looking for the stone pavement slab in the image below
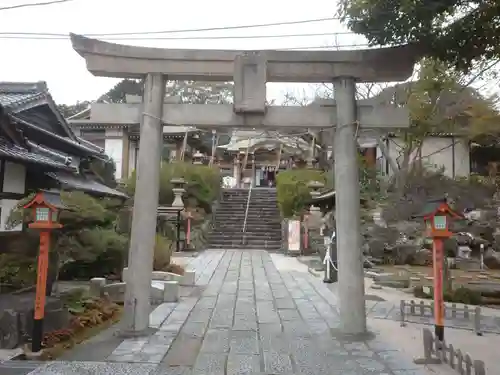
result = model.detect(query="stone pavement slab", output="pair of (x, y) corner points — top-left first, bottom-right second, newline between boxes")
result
(28, 361), (158, 375)
(25, 250), (428, 375)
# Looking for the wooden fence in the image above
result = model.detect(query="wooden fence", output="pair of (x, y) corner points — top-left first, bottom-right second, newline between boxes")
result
(400, 300), (482, 335)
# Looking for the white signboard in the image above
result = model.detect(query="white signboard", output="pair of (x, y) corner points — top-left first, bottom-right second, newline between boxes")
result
(288, 220), (301, 252)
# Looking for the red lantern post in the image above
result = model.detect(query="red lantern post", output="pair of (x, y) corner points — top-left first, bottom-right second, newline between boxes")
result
(23, 191), (63, 353)
(414, 198), (464, 342)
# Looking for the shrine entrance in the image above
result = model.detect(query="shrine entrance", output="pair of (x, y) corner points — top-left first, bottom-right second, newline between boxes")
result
(254, 165), (278, 187)
(70, 33), (418, 337)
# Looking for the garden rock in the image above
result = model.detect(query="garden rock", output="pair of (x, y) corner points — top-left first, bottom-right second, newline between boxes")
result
(411, 249), (432, 266)
(484, 249), (500, 269)
(0, 309), (19, 349)
(102, 282), (126, 303)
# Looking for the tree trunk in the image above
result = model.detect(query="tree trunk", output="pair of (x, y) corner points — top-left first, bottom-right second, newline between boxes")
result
(376, 137), (399, 176)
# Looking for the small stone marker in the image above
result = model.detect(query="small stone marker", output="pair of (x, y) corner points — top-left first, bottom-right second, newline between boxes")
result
(181, 270), (196, 286)
(150, 282), (165, 303)
(163, 281), (179, 303)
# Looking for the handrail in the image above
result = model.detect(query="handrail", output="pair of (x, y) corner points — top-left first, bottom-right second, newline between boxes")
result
(242, 181), (253, 241)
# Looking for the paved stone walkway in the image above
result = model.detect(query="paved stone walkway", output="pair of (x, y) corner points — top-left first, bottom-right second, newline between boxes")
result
(28, 250), (425, 374)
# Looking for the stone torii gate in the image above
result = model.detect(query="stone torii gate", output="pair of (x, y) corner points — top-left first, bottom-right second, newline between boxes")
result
(70, 34), (418, 337)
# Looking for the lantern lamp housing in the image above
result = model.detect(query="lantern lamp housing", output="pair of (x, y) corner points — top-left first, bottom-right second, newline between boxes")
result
(23, 190), (65, 230)
(412, 197), (465, 239)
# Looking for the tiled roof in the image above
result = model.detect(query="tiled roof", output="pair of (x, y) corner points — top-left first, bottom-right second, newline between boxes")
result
(0, 82), (48, 112)
(47, 172), (129, 199)
(10, 113), (106, 157)
(0, 136), (74, 171)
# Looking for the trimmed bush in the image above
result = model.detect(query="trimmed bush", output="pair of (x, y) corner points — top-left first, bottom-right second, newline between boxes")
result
(276, 169), (328, 218)
(126, 162), (221, 213)
(153, 235), (173, 271)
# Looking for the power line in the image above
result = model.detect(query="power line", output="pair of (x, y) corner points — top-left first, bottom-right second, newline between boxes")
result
(0, 17), (338, 37)
(0, 37), (373, 49)
(0, 0), (74, 11)
(0, 31), (360, 41)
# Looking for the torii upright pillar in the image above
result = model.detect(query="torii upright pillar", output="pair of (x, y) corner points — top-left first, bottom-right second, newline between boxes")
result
(333, 77), (366, 334)
(122, 74), (165, 335)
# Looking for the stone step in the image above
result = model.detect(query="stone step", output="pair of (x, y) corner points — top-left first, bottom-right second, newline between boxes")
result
(213, 222), (282, 228)
(213, 224), (282, 230)
(214, 216), (280, 221)
(220, 202), (278, 206)
(213, 224), (281, 230)
(215, 213), (280, 217)
(209, 238), (282, 244)
(207, 242), (282, 250)
(217, 209), (279, 213)
(221, 198), (278, 201)
(214, 215), (281, 220)
(217, 213), (280, 218)
(207, 239), (282, 247)
(216, 206), (279, 210)
(212, 231), (281, 236)
(220, 203), (277, 208)
(222, 196), (277, 199)
(217, 206), (280, 211)
(223, 190), (276, 195)
(209, 233), (281, 240)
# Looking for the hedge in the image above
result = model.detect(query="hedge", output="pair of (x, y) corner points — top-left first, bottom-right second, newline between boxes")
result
(276, 169), (329, 218)
(125, 162), (221, 214)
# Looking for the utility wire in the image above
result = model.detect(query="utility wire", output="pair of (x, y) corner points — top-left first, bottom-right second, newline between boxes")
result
(0, 17), (338, 37)
(0, 31), (357, 40)
(0, 37), (373, 49)
(0, 0), (74, 11)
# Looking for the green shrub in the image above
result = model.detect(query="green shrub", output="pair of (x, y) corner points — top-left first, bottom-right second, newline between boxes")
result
(451, 287), (482, 305)
(153, 235), (173, 271)
(276, 169), (328, 218)
(126, 162), (221, 213)
(7, 191), (128, 283)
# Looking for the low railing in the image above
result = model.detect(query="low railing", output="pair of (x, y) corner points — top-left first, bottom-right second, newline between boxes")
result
(415, 328), (486, 375)
(399, 300), (482, 335)
(241, 181), (253, 245)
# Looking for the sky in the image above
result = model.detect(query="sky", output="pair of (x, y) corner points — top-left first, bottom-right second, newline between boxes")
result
(0, 0), (370, 105)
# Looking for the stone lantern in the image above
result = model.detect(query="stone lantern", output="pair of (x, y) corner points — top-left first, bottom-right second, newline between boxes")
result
(171, 178), (186, 209)
(192, 151), (204, 165)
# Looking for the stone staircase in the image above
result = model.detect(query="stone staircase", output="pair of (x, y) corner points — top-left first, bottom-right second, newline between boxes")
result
(207, 188), (282, 250)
